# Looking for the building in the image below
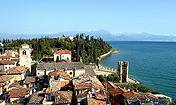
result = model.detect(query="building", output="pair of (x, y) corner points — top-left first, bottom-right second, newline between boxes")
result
(0, 66), (30, 81)
(36, 62), (85, 77)
(2, 50), (18, 57)
(0, 56), (11, 61)
(8, 88), (32, 103)
(49, 70), (70, 91)
(54, 49), (71, 62)
(0, 61), (17, 74)
(19, 44), (32, 72)
(0, 76), (15, 92)
(27, 92), (44, 105)
(118, 61), (129, 83)
(72, 74), (106, 105)
(23, 76), (37, 88)
(43, 91), (74, 105)
(0, 42), (3, 47)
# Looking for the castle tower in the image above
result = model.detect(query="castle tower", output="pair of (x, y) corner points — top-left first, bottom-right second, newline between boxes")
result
(19, 44), (32, 72)
(118, 61), (129, 83)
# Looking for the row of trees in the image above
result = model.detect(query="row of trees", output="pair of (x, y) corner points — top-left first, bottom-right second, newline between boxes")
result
(2, 33), (112, 65)
(97, 73), (121, 83)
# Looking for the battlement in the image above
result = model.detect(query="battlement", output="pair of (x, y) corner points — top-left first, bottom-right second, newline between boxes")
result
(118, 61), (129, 83)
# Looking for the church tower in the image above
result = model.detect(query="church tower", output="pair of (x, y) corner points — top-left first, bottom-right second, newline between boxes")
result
(19, 44), (32, 72)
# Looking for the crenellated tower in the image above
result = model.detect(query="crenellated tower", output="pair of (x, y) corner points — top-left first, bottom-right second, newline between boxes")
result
(118, 61), (129, 83)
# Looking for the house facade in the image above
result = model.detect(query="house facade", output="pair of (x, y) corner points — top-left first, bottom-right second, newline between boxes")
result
(0, 61), (17, 74)
(54, 49), (71, 62)
(0, 66), (30, 81)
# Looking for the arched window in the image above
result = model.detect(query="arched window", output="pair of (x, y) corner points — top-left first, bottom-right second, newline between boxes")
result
(23, 50), (26, 55)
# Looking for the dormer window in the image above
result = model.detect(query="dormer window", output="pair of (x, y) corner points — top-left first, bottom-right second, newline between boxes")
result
(23, 50), (26, 55)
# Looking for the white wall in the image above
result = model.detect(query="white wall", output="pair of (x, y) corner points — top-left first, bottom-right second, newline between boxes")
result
(54, 54), (71, 62)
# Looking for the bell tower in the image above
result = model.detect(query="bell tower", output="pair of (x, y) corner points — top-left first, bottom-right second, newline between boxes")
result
(19, 44), (32, 72)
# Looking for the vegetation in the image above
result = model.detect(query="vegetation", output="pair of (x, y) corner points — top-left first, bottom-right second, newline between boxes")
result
(1, 34), (112, 65)
(117, 84), (160, 93)
(97, 73), (121, 83)
(158, 97), (172, 105)
(111, 48), (118, 54)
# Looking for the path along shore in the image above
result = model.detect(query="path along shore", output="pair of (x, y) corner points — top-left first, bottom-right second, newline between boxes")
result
(99, 50), (112, 61)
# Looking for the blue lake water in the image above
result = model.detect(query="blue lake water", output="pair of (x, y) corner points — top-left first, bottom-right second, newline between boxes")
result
(100, 41), (176, 101)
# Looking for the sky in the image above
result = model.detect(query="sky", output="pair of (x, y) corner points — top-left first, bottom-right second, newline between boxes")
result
(0, 0), (176, 35)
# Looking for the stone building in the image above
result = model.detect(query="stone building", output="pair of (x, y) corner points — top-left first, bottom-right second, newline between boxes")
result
(36, 62), (86, 77)
(118, 61), (129, 83)
(19, 44), (32, 72)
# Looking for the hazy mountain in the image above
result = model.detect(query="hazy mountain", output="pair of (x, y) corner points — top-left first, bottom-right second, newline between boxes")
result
(113, 32), (176, 41)
(0, 30), (176, 41)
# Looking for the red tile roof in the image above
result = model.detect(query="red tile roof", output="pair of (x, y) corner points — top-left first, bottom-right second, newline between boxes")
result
(87, 97), (106, 105)
(107, 81), (117, 88)
(60, 81), (69, 88)
(0, 61), (15, 65)
(0, 76), (9, 83)
(0, 83), (5, 88)
(55, 49), (71, 54)
(1, 66), (28, 75)
(122, 91), (139, 99)
(49, 70), (70, 80)
(0, 56), (11, 59)
(76, 92), (88, 98)
(51, 91), (73, 104)
(8, 88), (31, 98)
(74, 83), (91, 90)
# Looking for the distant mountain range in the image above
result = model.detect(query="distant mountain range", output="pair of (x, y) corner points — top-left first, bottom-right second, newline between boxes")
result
(0, 29), (176, 41)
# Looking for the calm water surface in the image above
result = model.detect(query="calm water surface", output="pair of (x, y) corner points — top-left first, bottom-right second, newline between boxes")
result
(100, 41), (176, 100)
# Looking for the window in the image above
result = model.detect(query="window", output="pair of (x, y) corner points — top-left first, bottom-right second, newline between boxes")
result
(70, 72), (72, 75)
(47, 94), (51, 101)
(22, 50), (26, 55)
(5, 67), (7, 69)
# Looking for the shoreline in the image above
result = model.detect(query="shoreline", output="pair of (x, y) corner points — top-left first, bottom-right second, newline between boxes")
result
(99, 50), (112, 61)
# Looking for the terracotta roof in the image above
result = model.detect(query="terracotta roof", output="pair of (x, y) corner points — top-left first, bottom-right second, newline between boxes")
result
(60, 59), (70, 62)
(108, 87), (125, 97)
(74, 83), (91, 90)
(123, 91), (139, 99)
(0, 83), (5, 88)
(24, 76), (36, 84)
(93, 83), (105, 89)
(8, 88), (32, 98)
(28, 92), (44, 104)
(8, 82), (22, 89)
(0, 56), (11, 59)
(55, 49), (71, 54)
(0, 76), (9, 83)
(72, 74), (91, 85)
(51, 91), (73, 104)
(21, 43), (29, 46)
(87, 97), (106, 105)
(37, 62), (84, 71)
(76, 92), (88, 98)
(107, 81), (117, 88)
(120, 87), (129, 93)
(1, 66), (28, 75)
(129, 93), (157, 102)
(60, 81), (69, 88)
(49, 70), (70, 80)
(0, 61), (15, 65)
